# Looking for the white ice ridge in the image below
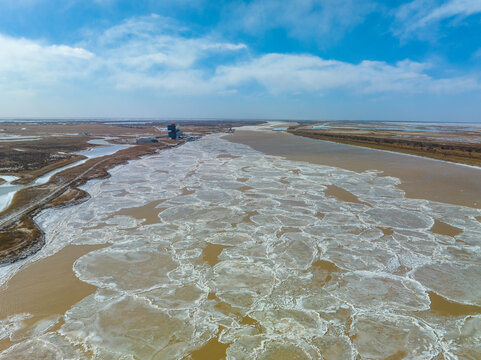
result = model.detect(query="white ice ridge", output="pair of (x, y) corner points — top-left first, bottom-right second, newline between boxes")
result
(2, 134), (481, 359)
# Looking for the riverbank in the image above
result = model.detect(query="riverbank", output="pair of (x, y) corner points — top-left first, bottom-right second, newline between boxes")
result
(287, 126), (481, 168)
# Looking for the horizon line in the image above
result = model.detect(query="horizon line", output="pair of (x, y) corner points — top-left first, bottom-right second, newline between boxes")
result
(1, 117), (480, 124)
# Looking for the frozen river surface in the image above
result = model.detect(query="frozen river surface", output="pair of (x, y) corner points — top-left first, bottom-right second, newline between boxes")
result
(1, 134), (481, 359)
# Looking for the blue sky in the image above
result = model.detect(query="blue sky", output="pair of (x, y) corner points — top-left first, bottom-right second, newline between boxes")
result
(1, 0), (481, 121)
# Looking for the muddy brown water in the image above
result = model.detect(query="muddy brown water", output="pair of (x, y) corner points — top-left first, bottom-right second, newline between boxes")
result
(324, 184), (370, 206)
(111, 199), (166, 226)
(200, 243), (230, 267)
(428, 291), (481, 316)
(0, 244), (107, 351)
(226, 131), (481, 209)
(430, 219), (464, 237)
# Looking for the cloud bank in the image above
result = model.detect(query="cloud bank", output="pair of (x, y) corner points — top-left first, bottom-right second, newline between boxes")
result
(1, 14), (479, 98)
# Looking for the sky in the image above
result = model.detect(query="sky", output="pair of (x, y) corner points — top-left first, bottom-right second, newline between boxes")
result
(0, 0), (481, 122)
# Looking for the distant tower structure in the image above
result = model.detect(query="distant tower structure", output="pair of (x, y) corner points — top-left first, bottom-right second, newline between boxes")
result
(167, 123), (179, 139)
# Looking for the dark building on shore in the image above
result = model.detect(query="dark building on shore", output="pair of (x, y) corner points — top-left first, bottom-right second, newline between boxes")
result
(167, 123), (183, 140)
(135, 137), (158, 143)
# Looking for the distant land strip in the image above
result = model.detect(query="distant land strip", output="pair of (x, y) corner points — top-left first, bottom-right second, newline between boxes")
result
(287, 128), (481, 168)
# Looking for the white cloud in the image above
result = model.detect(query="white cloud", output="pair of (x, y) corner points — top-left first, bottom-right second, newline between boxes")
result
(109, 51), (481, 95)
(224, 0), (376, 43)
(94, 15), (246, 70)
(0, 15), (479, 97)
(213, 54), (481, 95)
(394, 0), (481, 37)
(0, 34), (94, 89)
(103, 34), (246, 71)
(91, 15), (247, 93)
(0, 15), (246, 94)
(423, 0), (481, 22)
